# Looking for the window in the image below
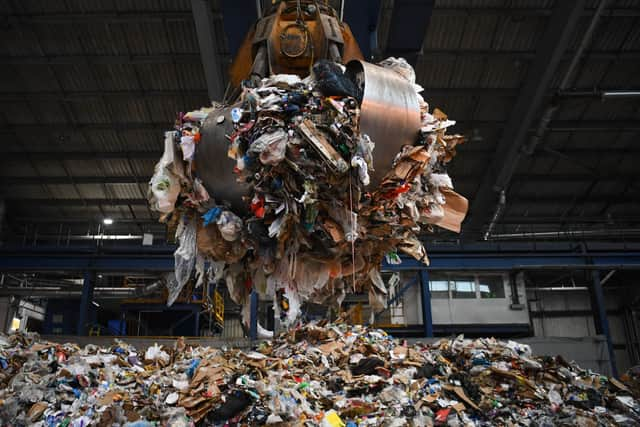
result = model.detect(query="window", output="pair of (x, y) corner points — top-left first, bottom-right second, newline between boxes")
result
(479, 275), (505, 299)
(451, 276), (476, 299)
(429, 275), (449, 299)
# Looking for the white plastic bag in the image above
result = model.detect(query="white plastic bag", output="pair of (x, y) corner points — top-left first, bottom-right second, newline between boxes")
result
(259, 132), (288, 165)
(217, 211), (243, 241)
(350, 155), (370, 186)
(167, 219), (197, 306)
(144, 343), (170, 364)
(180, 135), (195, 160)
(149, 132), (180, 213)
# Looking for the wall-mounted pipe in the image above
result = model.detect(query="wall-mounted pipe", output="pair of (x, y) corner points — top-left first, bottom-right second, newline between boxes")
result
(524, 0), (609, 157)
(483, 190), (505, 240)
(527, 286), (589, 292)
(0, 276), (167, 299)
(559, 90), (640, 99)
(488, 228), (640, 241)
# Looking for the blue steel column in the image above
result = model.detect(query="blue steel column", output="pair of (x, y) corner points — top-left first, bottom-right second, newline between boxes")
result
(249, 290), (258, 340)
(419, 270), (433, 337)
(591, 270), (618, 377)
(77, 271), (96, 336)
(194, 307), (200, 337)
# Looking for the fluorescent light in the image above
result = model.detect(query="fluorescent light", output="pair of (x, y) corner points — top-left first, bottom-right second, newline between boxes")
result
(103, 218), (114, 225)
(142, 233), (154, 246)
(92, 301), (100, 307)
(79, 234), (141, 240)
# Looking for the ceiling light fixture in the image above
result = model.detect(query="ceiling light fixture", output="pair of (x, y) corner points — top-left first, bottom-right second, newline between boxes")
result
(103, 218), (114, 225)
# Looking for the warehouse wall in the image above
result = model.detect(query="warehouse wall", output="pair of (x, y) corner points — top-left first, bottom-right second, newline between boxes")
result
(429, 272), (529, 325)
(528, 286), (640, 375)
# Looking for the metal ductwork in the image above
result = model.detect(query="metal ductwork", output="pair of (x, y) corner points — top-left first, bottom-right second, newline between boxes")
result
(0, 276), (168, 300)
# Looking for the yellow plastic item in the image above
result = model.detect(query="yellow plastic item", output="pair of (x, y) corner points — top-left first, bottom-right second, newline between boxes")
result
(323, 410), (345, 427)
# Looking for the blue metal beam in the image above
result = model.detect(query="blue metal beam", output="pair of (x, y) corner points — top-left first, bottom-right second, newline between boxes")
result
(419, 270), (433, 337)
(343, 0), (381, 60)
(221, 0), (257, 57)
(591, 270), (618, 377)
(2, 248), (640, 272)
(77, 271), (95, 336)
(386, 275), (419, 307)
(384, 0), (434, 65)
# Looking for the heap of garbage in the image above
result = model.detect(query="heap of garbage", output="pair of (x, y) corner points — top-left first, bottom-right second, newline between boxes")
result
(148, 58), (468, 325)
(1, 325), (639, 426)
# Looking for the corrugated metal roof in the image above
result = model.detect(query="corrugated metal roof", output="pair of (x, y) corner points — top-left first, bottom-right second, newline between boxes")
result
(1, 0), (639, 240)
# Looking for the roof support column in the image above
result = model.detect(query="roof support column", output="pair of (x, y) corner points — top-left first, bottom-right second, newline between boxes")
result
(77, 271), (96, 336)
(591, 270), (618, 377)
(191, 0), (225, 101)
(465, 0), (586, 233)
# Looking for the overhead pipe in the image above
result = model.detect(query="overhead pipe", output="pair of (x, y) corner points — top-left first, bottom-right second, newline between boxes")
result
(0, 288), (136, 299)
(483, 190), (505, 240)
(488, 228), (640, 241)
(527, 286), (589, 292)
(482, 1), (611, 237)
(524, 0), (609, 156)
(0, 276), (168, 299)
(558, 90), (640, 99)
(469, 0), (589, 235)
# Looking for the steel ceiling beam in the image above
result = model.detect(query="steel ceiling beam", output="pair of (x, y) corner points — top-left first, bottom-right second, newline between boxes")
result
(384, 0), (434, 65)
(342, 0), (381, 59)
(3, 120), (639, 135)
(495, 195), (638, 205)
(0, 176), (147, 185)
(4, 172), (638, 187)
(5, 198), (149, 206)
(2, 54), (201, 65)
(10, 217), (162, 224)
(5, 7), (639, 22)
(498, 216), (640, 225)
(4, 50), (639, 65)
(10, 215), (640, 227)
(457, 174), (639, 183)
(458, 148), (640, 156)
(420, 49), (640, 61)
(0, 151), (160, 161)
(3, 86), (640, 101)
(4, 195), (636, 207)
(431, 7), (640, 17)
(4, 12), (200, 23)
(191, 0), (225, 101)
(0, 90), (206, 101)
(464, 0), (587, 232)
(0, 123), (166, 132)
(1, 147), (637, 163)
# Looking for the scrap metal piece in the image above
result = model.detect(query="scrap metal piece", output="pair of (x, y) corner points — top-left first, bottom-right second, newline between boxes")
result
(298, 118), (349, 174)
(346, 60), (421, 186)
(197, 103), (250, 213)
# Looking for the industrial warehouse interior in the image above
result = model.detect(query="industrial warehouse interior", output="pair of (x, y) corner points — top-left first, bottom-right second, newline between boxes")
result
(1, 0), (640, 425)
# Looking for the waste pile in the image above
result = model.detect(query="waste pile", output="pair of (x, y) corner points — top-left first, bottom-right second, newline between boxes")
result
(1, 325), (640, 426)
(148, 58), (468, 325)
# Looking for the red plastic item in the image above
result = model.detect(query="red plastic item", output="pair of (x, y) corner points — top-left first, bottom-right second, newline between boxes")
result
(250, 195), (265, 218)
(435, 408), (451, 423)
(381, 182), (411, 199)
